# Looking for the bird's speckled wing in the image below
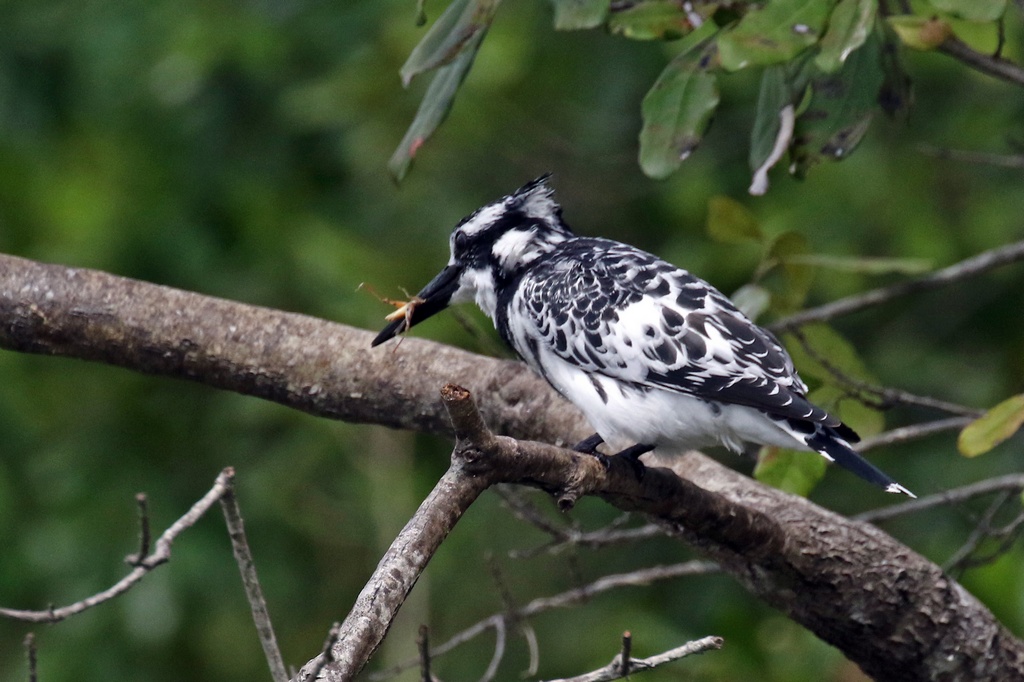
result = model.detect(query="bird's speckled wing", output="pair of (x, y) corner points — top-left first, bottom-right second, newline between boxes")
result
(509, 238), (846, 431)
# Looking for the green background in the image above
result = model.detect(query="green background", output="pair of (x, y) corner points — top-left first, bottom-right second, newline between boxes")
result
(1, 1), (1022, 680)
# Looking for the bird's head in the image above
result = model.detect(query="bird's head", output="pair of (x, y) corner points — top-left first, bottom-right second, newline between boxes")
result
(372, 174), (573, 347)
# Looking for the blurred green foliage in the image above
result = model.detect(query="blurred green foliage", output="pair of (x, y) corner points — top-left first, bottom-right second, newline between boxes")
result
(0, 1), (1023, 681)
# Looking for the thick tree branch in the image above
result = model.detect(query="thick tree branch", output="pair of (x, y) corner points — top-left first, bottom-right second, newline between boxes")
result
(303, 386), (1023, 681)
(298, 385), (741, 681)
(0, 253), (582, 446)
(4, 253), (1024, 681)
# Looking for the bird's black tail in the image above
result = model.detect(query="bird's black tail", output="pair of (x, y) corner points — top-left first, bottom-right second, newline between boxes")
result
(806, 428), (915, 497)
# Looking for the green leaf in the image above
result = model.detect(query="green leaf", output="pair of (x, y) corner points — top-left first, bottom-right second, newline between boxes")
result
(608, 0), (697, 41)
(780, 323), (885, 438)
(810, 384), (884, 436)
(762, 230), (813, 313)
(815, 0), (876, 73)
(638, 26), (720, 178)
(400, 0), (501, 87)
(551, 0), (610, 30)
(389, 32), (485, 182)
(878, 29), (912, 118)
(958, 394), (1024, 457)
(791, 31), (885, 177)
(717, 0), (836, 71)
(927, 0), (1007, 22)
(748, 65), (792, 189)
(784, 254), (932, 275)
(754, 447), (827, 497)
(887, 15), (953, 50)
(782, 322), (876, 386)
(706, 195), (762, 244)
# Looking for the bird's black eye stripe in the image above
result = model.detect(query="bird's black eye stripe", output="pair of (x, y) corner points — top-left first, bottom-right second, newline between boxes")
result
(454, 231), (468, 251)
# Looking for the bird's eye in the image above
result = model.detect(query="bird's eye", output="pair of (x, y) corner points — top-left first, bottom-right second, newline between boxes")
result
(454, 231), (468, 252)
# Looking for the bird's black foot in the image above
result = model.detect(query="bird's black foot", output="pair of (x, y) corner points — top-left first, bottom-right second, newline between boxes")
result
(612, 443), (655, 480)
(573, 433), (605, 454)
(573, 435), (652, 480)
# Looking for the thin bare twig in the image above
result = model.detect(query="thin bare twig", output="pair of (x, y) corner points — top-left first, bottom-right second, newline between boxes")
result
(220, 474), (288, 682)
(939, 36), (1024, 87)
(618, 632), (632, 676)
(856, 416), (975, 452)
(918, 144), (1024, 169)
(481, 616), (506, 682)
(785, 326), (983, 418)
(510, 523), (667, 559)
(497, 485), (666, 559)
(946, 492), (1024, 574)
(494, 485), (574, 541)
(304, 622), (342, 682)
(24, 633), (37, 682)
(522, 622), (540, 678)
(365, 561), (718, 681)
(482, 557), (516, 682)
(125, 493), (151, 566)
(418, 625), (432, 682)
(543, 635), (724, 682)
(945, 491), (1009, 571)
(856, 474), (1024, 524)
(0, 470), (234, 623)
(770, 239), (1024, 331)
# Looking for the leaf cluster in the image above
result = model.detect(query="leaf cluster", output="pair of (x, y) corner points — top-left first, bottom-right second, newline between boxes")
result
(392, 0), (1012, 190)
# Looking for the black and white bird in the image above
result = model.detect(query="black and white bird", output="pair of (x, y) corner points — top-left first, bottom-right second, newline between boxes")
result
(372, 176), (913, 497)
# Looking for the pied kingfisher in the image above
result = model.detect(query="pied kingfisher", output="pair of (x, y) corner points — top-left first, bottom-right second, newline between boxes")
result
(372, 176), (913, 497)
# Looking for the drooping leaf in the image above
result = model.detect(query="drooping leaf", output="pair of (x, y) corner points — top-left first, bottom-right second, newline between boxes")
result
(791, 30), (885, 177)
(784, 254), (932, 275)
(754, 447), (827, 497)
(400, 0), (501, 87)
(551, 0), (610, 30)
(608, 0), (698, 41)
(706, 195), (762, 244)
(815, 0), (876, 73)
(958, 394), (1024, 457)
(927, 0), (1007, 22)
(887, 15), (953, 51)
(389, 32), (485, 182)
(748, 65), (792, 193)
(638, 26), (720, 178)
(717, 0), (836, 71)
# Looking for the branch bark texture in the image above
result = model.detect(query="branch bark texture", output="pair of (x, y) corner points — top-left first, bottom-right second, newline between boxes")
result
(3, 253), (1024, 681)
(0, 254), (580, 446)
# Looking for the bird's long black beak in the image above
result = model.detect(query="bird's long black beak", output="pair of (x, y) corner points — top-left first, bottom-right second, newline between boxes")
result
(370, 264), (463, 347)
